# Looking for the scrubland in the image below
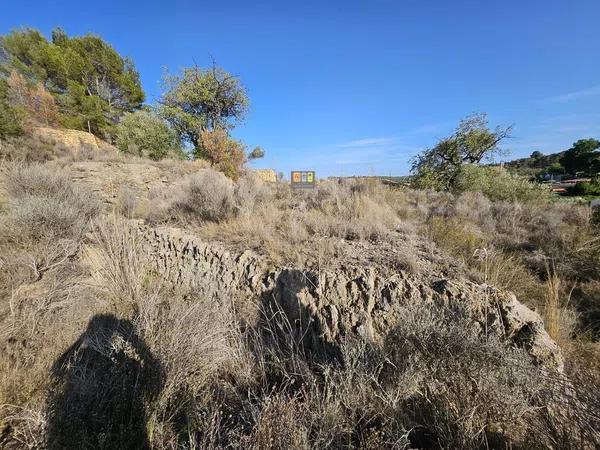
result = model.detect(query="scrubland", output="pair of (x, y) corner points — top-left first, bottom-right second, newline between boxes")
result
(0, 156), (599, 449)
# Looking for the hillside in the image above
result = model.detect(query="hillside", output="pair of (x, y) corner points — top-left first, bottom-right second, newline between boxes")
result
(503, 151), (565, 176)
(1, 154), (599, 449)
(1, 21), (600, 450)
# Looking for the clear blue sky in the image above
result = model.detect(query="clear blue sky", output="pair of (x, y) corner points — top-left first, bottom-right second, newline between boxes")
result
(2, 0), (599, 176)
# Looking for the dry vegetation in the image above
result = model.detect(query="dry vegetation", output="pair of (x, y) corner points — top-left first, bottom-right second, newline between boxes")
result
(0, 158), (599, 449)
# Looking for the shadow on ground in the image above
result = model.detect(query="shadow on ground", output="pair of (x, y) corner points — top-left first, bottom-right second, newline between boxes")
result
(46, 314), (164, 450)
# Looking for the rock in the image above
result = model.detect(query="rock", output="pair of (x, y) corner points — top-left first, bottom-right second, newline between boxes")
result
(252, 169), (277, 183)
(137, 224), (564, 372)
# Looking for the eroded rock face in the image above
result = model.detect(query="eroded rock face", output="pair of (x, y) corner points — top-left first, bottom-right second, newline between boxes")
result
(139, 225), (564, 372)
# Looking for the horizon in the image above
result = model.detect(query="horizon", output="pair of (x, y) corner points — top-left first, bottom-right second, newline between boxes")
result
(2, 0), (599, 176)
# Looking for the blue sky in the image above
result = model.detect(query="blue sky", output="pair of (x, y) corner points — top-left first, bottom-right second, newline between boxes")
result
(2, 0), (600, 176)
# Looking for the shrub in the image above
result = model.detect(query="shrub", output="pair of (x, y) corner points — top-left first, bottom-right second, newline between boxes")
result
(454, 164), (550, 202)
(383, 303), (546, 448)
(115, 187), (139, 218)
(115, 110), (181, 160)
(567, 179), (600, 197)
(4, 163), (98, 217)
(427, 215), (484, 261)
(0, 164), (99, 280)
(174, 169), (236, 222)
(2, 195), (91, 243)
(198, 129), (246, 180)
(234, 171), (273, 214)
(2, 164), (99, 240)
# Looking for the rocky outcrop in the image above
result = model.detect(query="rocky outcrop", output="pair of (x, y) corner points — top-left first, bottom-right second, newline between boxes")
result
(33, 127), (116, 155)
(139, 225), (564, 372)
(252, 169), (277, 183)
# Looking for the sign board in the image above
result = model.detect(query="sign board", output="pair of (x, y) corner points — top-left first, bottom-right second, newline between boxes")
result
(291, 171), (316, 189)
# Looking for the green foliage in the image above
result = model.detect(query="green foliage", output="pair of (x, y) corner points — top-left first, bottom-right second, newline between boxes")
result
(411, 113), (512, 190)
(159, 65), (248, 150)
(504, 151), (565, 178)
(0, 77), (24, 139)
(530, 150), (543, 159)
(560, 139), (600, 176)
(248, 146), (265, 160)
(547, 162), (565, 175)
(567, 179), (600, 197)
(0, 28), (144, 139)
(454, 165), (550, 202)
(115, 110), (180, 160)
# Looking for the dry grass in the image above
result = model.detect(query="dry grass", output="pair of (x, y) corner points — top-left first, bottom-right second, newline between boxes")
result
(1, 159), (600, 448)
(543, 266), (577, 346)
(172, 169), (237, 222)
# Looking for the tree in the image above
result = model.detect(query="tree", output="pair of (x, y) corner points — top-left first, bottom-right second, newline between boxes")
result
(411, 112), (512, 190)
(159, 65), (248, 150)
(115, 110), (181, 160)
(6, 70), (60, 127)
(546, 162), (565, 175)
(530, 150), (543, 159)
(248, 146), (265, 160)
(0, 77), (23, 139)
(0, 28), (144, 139)
(559, 139), (600, 176)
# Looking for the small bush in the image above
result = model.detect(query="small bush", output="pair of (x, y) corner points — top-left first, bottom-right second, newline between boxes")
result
(2, 164), (99, 237)
(0, 134), (71, 162)
(0, 164), (99, 281)
(115, 187), (139, 219)
(174, 169), (236, 222)
(427, 215), (484, 261)
(198, 129), (246, 180)
(235, 171), (273, 214)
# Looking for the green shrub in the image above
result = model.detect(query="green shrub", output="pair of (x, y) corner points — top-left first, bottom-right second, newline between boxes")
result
(567, 180), (600, 197)
(115, 110), (181, 160)
(454, 164), (550, 202)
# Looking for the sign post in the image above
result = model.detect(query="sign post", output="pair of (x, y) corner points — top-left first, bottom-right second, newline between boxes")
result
(291, 171), (316, 189)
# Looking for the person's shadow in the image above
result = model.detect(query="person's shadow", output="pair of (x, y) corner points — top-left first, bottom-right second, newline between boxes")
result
(46, 314), (163, 450)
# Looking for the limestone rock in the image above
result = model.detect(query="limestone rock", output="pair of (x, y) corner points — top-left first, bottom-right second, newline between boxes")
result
(138, 224), (564, 372)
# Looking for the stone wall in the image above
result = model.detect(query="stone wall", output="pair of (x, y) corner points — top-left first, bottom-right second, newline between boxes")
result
(139, 224), (564, 371)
